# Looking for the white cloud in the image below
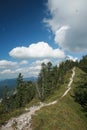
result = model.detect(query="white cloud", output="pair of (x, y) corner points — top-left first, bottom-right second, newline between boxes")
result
(0, 60), (18, 69)
(0, 59), (49, 80)
(9, 41), (65, 59)
(19, 60), (28, 65)
(66, 55), (78, 62)
(1, 69), (13, 74)
(32, 59), (51, 66)
(54, 26), (70, 47)
(14, 62), (41, 78)
(44, 0), (87, 52)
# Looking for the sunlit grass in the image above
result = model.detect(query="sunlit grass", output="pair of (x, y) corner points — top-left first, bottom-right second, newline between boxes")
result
(31, 67), (87, 130)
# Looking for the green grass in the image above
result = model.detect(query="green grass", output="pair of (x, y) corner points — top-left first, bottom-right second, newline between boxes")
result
(0, 107), (25, 126)
(31, 96), (87, 130)
(31, 67), (87, 130)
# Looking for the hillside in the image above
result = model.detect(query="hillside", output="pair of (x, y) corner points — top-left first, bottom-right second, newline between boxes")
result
(31, 67), (87, 130)
(1, 67), (87, 130)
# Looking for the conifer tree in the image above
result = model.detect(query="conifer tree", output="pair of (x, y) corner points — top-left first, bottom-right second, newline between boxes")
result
(16, 73), (24, 107)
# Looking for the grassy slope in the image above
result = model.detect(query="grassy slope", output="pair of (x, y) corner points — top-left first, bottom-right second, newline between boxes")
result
(31, 67), (87, 130)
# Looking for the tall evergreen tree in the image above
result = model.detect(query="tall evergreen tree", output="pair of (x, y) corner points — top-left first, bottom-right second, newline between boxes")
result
(38, 63), (46, 101)
(16, 73), (24, 108)
(2, 86), (10, 112)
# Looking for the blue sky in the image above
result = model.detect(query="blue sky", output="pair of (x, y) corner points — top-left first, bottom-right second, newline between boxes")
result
(0, 0), (87, 80)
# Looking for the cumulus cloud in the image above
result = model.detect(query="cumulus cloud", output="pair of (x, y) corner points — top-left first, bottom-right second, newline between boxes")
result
(0, 59), (50, 80)
(19, 60), (28, 65)
(31, 59), (51, 66)
(1, 69), (13, 74)
(44, 0), (87, 52)
(66, 55), (78, 62)
(9, 41), (65, 59)
(11, 61), (42, 78)
(0, 60), (17, 69)
(54, 26), (70, 47)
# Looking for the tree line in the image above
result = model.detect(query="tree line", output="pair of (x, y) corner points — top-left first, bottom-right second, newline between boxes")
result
(37, 60), (77, 101)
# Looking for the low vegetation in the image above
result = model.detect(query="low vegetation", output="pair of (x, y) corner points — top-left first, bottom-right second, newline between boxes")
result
(31, 67), (87, 130)
(73, 67), (87, 111)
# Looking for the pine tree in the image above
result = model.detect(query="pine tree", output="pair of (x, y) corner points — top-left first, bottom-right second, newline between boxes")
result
(16, 73), (24, 108)
(38, 63), (46, 101)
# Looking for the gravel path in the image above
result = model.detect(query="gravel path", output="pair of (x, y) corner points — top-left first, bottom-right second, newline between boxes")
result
(62, 67), (75, 97)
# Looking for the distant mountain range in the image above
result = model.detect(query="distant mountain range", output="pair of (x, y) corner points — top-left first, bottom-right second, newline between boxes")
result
(0, 77), (37, 98)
